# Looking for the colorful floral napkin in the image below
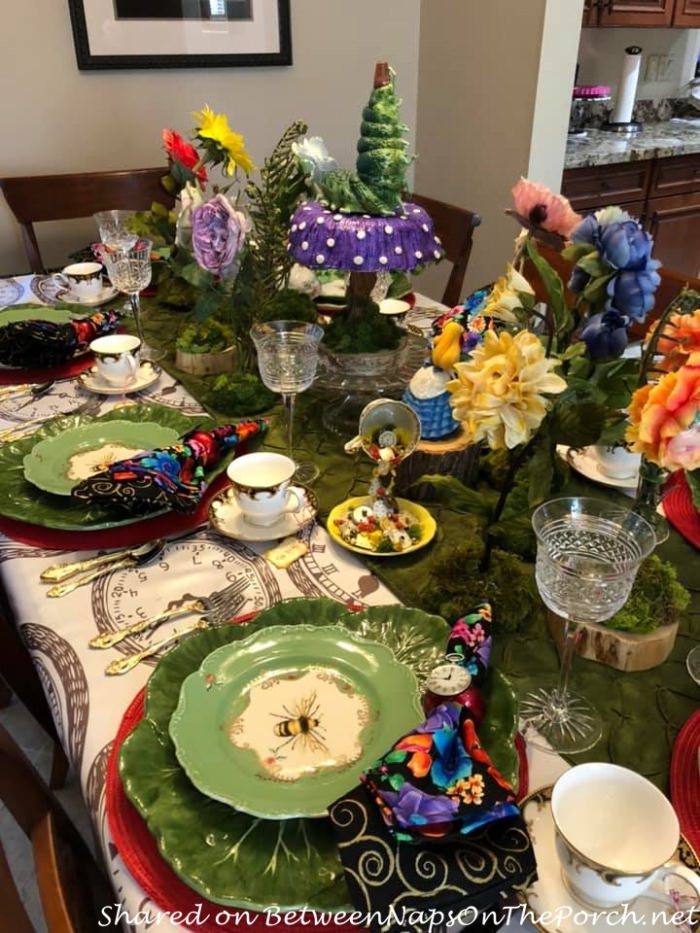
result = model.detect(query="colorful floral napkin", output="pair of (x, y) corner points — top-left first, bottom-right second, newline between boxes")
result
(0, 309), (119, 368)
(71, 421), (266, 515)
(329, 602), (535, 927)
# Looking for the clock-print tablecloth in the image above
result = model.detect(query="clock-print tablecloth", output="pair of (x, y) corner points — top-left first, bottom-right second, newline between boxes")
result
(0, 275), (561, 933)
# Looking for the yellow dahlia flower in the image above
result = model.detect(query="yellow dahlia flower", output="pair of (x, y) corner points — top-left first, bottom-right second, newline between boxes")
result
(447, 330), (566, 449)
(483, 265), (535, 324)
(192, 105), (255, 176)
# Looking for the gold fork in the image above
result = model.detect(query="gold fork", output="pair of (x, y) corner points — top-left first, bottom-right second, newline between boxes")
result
(105, 620), (209, 676)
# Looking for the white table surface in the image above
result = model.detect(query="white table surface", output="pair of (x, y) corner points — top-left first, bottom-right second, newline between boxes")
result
(0, 276), (565, 932)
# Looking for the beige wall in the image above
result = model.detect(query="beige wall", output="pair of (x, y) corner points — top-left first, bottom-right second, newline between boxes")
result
(0, 0), (421, 275)
(415, 0), (581, 298)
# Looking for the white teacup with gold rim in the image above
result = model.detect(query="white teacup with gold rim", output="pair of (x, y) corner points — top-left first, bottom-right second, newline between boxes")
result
(51, 261), (104, 299)
(552, 763), (700, 911)
(226, 452), (304, 527)
(90, 335), (141, 388)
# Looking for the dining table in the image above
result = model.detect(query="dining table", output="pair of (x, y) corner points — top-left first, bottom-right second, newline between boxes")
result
(0, 271), (697, 933)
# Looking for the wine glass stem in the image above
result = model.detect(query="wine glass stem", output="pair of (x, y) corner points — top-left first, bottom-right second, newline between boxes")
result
(283, 392), (296, 460)
(130, 293), (146, 345)
(557, 618), (580, 702)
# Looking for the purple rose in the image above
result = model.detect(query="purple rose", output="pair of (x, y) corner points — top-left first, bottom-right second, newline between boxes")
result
(191, 194), (247, 277)
(606, 267), (660, 322)
(599, 221), (652, 271)
(379, 783), (459, 829)
(581, 310), (629, 360)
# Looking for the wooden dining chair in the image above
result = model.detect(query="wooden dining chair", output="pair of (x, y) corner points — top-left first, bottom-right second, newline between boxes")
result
(0, 723), (112, 932)
(0, 167), (174, 274)
(410, 192), (482, 307)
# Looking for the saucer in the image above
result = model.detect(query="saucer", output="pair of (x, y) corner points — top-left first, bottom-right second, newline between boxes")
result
(208, 485), (317, 542)
(520, 785), (700, 932)
(556, 445), (638, 496)
(65, 285), (119, 307)
(79, 362), (160, 396)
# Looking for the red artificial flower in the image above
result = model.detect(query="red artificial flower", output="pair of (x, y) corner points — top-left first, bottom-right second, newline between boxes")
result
(162, 129), (207, 184)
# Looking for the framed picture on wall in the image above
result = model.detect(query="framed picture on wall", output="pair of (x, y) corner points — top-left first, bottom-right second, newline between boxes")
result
(68, 0), (291, 70)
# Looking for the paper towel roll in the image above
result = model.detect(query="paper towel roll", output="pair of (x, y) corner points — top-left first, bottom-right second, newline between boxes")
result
(612, 46), (643, 125)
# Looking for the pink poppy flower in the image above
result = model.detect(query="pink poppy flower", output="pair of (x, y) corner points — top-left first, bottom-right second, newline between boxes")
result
(512, 178), (581, 238)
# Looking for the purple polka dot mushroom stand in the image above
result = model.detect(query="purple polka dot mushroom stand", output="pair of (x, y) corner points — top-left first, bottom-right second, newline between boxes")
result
(288, 201), (444, 274)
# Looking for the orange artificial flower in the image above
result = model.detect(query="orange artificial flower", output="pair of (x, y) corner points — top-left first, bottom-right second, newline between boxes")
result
(162, 129), (207, 184)
(625, 353), (700, 470)
(645, 309), (700, 373)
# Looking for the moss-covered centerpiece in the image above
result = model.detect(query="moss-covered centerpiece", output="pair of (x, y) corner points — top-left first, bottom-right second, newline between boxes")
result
(288, 62), (444, 431)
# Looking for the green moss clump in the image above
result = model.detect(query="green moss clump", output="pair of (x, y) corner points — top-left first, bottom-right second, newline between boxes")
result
(418, 530), (544, 634)
(323, 299), (402, 353)
(603, 554), (690, 633)
(176, 321), (232, 354)
(206, 373), (276, 417)
(258, 289), (319, 324)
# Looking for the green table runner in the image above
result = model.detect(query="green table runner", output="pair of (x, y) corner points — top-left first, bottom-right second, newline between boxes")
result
(139, 302), (700, 791)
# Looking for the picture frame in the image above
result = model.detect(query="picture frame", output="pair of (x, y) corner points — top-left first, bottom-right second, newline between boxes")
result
(68, 0), (291, 70)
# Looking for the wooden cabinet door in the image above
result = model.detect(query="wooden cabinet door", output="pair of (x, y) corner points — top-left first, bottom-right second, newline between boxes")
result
(582, 0), (597, 24)
(598, 0), (674, 26)
(673, 0), (700, 25)
(646, 195), (700, 278)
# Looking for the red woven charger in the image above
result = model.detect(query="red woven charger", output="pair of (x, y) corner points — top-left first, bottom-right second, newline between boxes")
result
(670, 709), (700, 856)
(107, 684), (530, 932)
(0, 473), (230, 550)
(0, 353), (95, 386)
(664, 472), (700, 550)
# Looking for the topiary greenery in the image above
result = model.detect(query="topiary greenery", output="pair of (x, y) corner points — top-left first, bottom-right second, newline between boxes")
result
(603, 554), (690, 634)
(323, 298), (402, 353)
(176, 320), (232, 354)
(206, 373), (276, 417)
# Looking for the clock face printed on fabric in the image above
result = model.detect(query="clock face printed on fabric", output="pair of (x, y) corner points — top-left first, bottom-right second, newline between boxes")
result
(425, 662), (472, 697)
(91, 532), (282, 663)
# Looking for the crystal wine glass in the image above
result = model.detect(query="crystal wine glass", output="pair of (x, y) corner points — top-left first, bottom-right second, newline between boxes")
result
(94, 210), (139, 253)
(520, 497), (656, 754)
(250, 321), (324, 485)
(101, 240), (164, 363)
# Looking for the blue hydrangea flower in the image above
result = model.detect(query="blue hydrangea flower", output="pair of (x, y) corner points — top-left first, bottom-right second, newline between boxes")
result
(581, 310), (629, 360)
(606, 267), (661, 321)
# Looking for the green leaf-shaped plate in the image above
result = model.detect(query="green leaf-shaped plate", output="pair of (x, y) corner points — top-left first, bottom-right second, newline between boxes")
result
(170, 625), (423, 819)
(119, 598), (519, 912)
(0, 305), (83, 325)
(23, 420), (179, 496)
(0, 405), (214, 530)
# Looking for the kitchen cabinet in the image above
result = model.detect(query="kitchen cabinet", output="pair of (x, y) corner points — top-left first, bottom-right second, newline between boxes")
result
(673, 0), (700, 24)
(646, 195), (700, 277)
(585, 0), (694, 25)
(562, 153), (700, 277)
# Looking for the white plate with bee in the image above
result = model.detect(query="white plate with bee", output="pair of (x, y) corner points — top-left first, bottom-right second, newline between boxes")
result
(169, 623), (423, 818)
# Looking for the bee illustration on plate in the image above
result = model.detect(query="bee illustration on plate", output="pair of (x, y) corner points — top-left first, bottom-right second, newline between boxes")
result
(270, 691), (329, 757)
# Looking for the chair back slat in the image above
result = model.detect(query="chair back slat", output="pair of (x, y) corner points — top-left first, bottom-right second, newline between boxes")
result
(410, 192), (481, 307)
(0, 167), (173, 273)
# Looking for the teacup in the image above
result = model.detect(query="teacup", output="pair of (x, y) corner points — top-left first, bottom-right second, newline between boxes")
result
(90, 335), (141, 387)
(593, 445), (641, 480)
(552, 763), (700, 911)
(51, 262), (104, 300)
(226, 453), (304, 527)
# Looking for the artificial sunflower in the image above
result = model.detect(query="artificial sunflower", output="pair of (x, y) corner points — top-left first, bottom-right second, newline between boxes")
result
(192, 105), (255, 176)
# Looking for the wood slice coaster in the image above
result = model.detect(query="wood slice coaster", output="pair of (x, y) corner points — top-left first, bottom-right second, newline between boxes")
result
(395, 426), (480, 497)
(547, 610), (679, 672)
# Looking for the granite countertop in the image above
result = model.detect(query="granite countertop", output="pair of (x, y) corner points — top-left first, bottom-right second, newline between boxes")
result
(565, 120), (700, 170)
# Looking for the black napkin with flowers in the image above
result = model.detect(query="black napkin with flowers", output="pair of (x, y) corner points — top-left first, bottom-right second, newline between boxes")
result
(0, 309), (119, 368)
(328, 603), (536, 930)
(71, 421), (267, 515)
